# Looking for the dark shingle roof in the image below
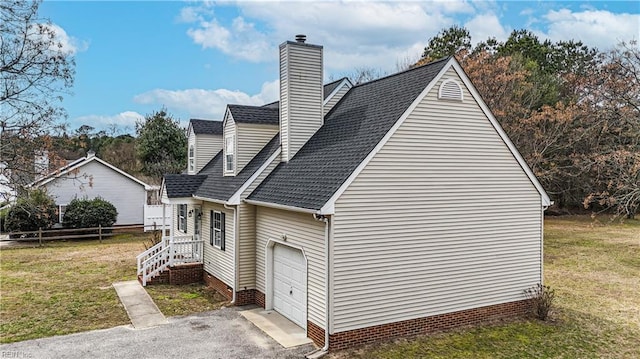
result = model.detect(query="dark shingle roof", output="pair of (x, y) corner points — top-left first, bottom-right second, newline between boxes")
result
(193, 134), (280, 201)
(228, 105), (279, 125)
(164, 174), (207, 198)
(190, 119), (223, 135)
(248, 58), (449, 210)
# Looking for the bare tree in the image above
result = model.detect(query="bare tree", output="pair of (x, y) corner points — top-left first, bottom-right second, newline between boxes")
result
(0, 0), (75, 190)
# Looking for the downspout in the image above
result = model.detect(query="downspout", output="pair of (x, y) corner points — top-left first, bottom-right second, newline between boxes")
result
(312, 213), (330, 354)
(225, 203), (238, 305)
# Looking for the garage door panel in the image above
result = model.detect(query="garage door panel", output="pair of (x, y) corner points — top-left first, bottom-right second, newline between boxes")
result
(273, 244), (306, 328)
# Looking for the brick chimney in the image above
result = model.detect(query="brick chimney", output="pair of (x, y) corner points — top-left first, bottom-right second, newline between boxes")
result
(279, 34), (323, 162)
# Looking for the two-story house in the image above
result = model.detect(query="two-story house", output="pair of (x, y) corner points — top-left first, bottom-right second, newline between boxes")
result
(146, 35), (550, 351)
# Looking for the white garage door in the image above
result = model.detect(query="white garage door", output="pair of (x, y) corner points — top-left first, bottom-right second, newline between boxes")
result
(273, 244), (306, 328)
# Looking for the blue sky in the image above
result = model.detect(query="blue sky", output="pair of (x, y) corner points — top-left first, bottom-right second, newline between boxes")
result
(40, 1), (639, 134)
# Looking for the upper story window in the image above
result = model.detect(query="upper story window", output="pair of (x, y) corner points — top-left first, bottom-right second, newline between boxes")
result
(225, 135), (235, 173)
(188, 145), (195, 172)
(438, 79), (464, 101)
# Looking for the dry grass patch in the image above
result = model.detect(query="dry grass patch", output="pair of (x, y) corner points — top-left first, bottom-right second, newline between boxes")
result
(329, 216), (640, 358)
(145, 284), (229, 317)
(0, 235), (145, 343)
(1, 234), (234, 344)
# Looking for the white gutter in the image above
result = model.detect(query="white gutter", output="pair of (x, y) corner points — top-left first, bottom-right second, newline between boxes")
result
(224, 203), (238, 305)
(193, 195), (228, 206)
(244, 199), (318, 214)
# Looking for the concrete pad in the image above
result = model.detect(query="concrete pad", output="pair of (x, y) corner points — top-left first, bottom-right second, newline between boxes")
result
(113, 280), (167, 329)
(240, 308), (313, 348)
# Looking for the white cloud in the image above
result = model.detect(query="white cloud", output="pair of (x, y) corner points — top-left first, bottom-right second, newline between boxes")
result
(183, 2), (464, 73)
(73, 111), (144, 130)
(187, 16), (272, 62)
(465, 12), (510, 44)
(45, 24), (89, 55)
(540, 9), (639, 49)
(133, 80), (279, 119)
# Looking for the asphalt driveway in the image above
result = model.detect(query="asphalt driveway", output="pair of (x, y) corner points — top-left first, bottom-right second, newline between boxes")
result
(0, 307), (316, 359)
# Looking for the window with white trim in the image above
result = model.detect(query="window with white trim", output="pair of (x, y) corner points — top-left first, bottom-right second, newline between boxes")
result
(210, 210), (225, 250)
(225, 135), (235, 173)
(188, 145), (195, 172)
(178, 204), (187, 233)
(58, 204), (67, 223)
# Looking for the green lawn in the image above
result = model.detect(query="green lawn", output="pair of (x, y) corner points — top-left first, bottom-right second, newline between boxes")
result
(0, 235), (226, 343)
(330, 216), (640, 359)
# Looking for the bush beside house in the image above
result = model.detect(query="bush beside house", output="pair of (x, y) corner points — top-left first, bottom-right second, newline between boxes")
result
(3, 189), (57, 233)
(63, 197), (118, 229)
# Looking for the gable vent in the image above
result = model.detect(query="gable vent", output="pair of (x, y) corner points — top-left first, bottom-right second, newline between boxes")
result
(438, 79), (463, 101)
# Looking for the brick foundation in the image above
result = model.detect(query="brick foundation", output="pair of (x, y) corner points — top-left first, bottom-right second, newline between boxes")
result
(327, 299), (531, 351)
(168, 263), (203, 285)
(203, 272), (233, 301)
(307, 320), (325, 347)
(140, 263), (203, 286)
(255, 289), (265, 308)
(234, 289), (255, 306)
(140, 270), (169, 285)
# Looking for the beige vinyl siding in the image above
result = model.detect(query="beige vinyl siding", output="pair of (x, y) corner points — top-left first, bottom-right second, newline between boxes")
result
(331, 67), (543, 333)
(202, 202), (235, 286)
(280, 43), (323, 161)
(255, 207), (326, 328)
(323, 83), (350, 116)
(237, 203), (255, 289)
(223, 114), (237, 176)
(195, 134), (222, 173)
(279, 44), (289, 161)
(236, 124), (278, 173)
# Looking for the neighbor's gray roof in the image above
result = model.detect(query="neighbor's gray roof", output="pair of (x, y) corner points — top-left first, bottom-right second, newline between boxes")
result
(247, 58), (449, 210)
(190, 119), (223, 135)
(228, 105), (279, 125)
(164, 174), (206, 198)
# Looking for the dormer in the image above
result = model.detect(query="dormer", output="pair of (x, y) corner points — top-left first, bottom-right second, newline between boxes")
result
(323, 77), (353, 116)
(187, 119), (223, 174)
(223, 105), (279, 176)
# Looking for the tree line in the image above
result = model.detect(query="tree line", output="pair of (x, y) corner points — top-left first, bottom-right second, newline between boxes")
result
(2, 1), (637, 218)
(418, 26), (639, 218)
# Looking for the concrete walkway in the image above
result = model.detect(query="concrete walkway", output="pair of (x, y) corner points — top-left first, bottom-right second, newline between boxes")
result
(240, 308), (313, 348)
(112, 280), (167, 329)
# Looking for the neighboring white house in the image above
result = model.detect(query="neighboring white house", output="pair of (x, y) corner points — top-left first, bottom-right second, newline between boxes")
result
(31, 152), (169, 227)
(147, 35), (551, 351)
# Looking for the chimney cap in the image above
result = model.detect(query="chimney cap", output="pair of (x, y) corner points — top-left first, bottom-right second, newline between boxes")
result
(87, 150), (96, 158)
(295, 34), (306, 43)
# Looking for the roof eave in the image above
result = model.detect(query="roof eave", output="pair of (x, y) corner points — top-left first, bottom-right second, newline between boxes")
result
(244, 199), (320, 214)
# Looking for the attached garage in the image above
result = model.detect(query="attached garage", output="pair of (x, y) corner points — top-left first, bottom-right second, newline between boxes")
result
(272, 244), (307, 328)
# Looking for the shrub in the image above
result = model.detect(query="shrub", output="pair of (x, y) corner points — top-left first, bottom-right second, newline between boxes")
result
(4, 189), (57, 233)
(63, 197), (118, 229)
(524, 283), (556, 321)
